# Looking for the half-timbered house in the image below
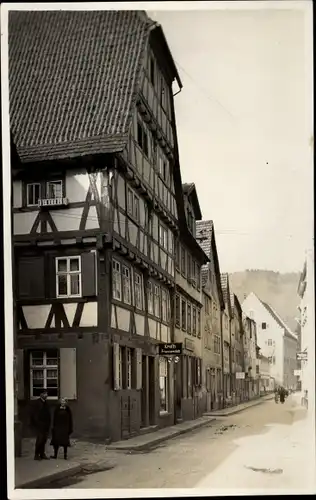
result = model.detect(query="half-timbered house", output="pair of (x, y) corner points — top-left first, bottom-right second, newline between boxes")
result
(10, 10), (194, 441)
(220, 273), (233, 405)
(173, 184), (209, 422)
(230, 293), (245, 404)
(196, 220), (225, 411)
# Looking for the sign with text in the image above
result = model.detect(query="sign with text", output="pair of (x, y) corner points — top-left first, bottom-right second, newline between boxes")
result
(236, 372), (245, 379)
(294, 369), (302, 376)
(159, 343), (182, 356)
(184, 338), (195, 352)
(296, 352), (308, 361)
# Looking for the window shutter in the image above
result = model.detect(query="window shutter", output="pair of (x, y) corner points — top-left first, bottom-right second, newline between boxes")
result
(18, 257), (45, 299)
(135, 348), (142, 390)
(113, 343), (121, 391)
(60, 348), (77, 400)
(82, 252), (96, 297)
(16, 349), (25, 400)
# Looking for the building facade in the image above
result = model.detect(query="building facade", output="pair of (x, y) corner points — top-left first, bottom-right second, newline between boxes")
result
(297, 249), (314, 405)
(242, 292), (297, 389)
(196, 220), (225, 411)
(174, 184), (208, 422)
(10, 10), (198, 441)
(230, 293), (245, 404)
(220, 274), (233, 404)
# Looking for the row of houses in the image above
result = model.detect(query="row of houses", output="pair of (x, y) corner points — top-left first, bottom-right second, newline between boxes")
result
(9, 10), (297, 451)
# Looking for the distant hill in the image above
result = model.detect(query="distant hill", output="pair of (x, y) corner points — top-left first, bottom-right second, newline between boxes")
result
(229, 270), (300, 332)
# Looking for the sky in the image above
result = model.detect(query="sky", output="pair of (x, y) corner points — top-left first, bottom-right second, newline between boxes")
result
(149, 3), (313, 274)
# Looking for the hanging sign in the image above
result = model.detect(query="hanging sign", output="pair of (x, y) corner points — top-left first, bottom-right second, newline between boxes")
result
(158, 343), (182, 356)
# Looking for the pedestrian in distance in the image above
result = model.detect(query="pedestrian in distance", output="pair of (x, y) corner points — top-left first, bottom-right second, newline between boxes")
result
(31, 390), (51, 460)
(279, 386), (286, 404)
(50, 398), (73, 460)
(274, 386), (279, 404)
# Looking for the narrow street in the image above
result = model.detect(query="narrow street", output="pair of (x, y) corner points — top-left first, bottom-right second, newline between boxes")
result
(51, 396), (313, 492)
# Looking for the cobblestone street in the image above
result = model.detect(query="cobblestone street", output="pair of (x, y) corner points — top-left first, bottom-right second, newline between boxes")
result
(54, 396), (314, 493)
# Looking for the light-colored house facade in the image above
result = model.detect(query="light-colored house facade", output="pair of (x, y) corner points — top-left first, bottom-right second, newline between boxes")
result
(196, 220), (225, 411)
(297, 249), (314, 404)
(242, 292), (297, 388)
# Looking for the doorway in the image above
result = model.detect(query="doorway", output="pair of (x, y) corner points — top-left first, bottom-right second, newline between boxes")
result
(148, 356), (155, 425)
(141, 355), (147, 428)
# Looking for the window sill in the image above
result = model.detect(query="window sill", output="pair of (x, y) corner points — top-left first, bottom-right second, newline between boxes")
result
(159, 411), (171, 417)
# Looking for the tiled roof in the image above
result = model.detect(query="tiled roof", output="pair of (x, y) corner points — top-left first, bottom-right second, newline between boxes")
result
(182, 183), (194, 194)
(221, 273), (229, 303)
(9, 10), (153, 163)
(261, 301), (297, 341)
(201, 268), (209, 287)
(196, 220), (213, 258)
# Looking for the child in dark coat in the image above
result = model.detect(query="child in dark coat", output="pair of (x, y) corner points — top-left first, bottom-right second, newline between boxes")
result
(50, 398), (73, 460)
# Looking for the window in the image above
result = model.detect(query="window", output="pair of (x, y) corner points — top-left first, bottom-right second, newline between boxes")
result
(187, 254), (192, 280)
(181, 246), (186, 275)
(47, 180), (63, 199)
(181, 299), (187, 330)
(161, 289), (168, 322)
(268, 339), (272, 346)
(175, 294), (180, 327)
(204, 295), (209, 314)
(187, 303), (192, 334)
(122, 266), (131, 304)
(154, 285), (160, 318)
(149, 56), (155, 86)
(262, 322), (267, 329)
(158, 153), (169, 184)
(175, 241), (180, 269)
(127, 187), (140, 222)
(30, 350), (58, 399)
(159, 224), (168, 250)
(192, 307), (197, 336)
(56, 256), (81, 298)
(159, 357), (168, 412)
(272, 356), (276, 365)
(147, 281), (154, 315)
(196, 264), (201, 290)
(112, 260), (122, 300)
(197, 310), (201, 338)
(137, 120), (149, 157)
(127, 348), (132, 389)
(26, 183), (41, 206)
(214, 336), (221, 354)
(134, 272), (143, 310)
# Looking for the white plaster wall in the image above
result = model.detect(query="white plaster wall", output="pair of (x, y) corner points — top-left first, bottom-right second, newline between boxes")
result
(242, 293), (284, 385)
(134, 313), (145, 337)
(115, 306), (130, 332)
(14, 211), (39, 235)
(13, 180), (22, 208)
(22, 305), (51, 329)
(65, 168), (90, 203)
(51, 208), (82, 232)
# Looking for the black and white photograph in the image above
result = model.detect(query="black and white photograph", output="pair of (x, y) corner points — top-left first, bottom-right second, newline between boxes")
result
(1, 1), (314, 497)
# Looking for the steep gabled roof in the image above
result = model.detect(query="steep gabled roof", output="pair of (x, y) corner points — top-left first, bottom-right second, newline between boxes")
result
(9, 10), (153, 163)
(196, 220), (224, 309)
(221, 273), (233, 318)
(261, 300), (297, 341)
(182, 183), (202, 220)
